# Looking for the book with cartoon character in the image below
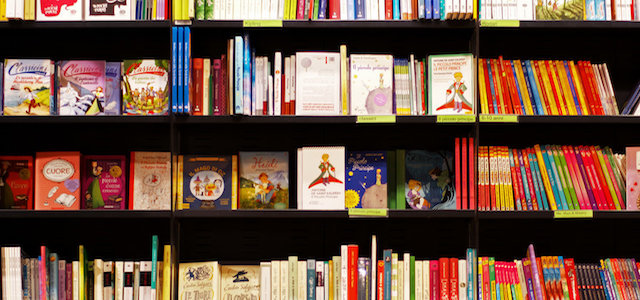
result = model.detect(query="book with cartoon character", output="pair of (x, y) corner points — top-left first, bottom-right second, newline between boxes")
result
(179, 155), (237, 210)
(428, 54), (475, 115)
(220, 265), (260, 300)
(404, 150), (456, 210)
(58, 60), (107, 116)
(178, 261), (220, 300)
(3, 59), (54, 116)
(129, 152), (171, 210)
(298, 146), (345, 210)
(122, 60), (169, 116)
(0, 156), (34, 209)
(345, 151), (387, 209)
(349, 55), (394, 115)
(35, 152), (81, 210)
(36, 0), (82, 20)
(239, 152), (288, 210)
(81, 155), (126, 209)
(105, 62), (122, 115)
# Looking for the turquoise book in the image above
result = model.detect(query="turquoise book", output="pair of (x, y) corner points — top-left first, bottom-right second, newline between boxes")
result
(404, 150), (456, 210)
(345, 151), (387, 209)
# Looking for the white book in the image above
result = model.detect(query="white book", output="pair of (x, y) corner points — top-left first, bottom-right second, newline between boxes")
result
(189, 0), (195, 18)
(408, 55), (416, 115)
(260, 0), (267, 18)
(391, 254), (399, 300)
(299, 146), (346, 209)
(415, 261), (422, 300)
(74, 261), (81, 300)
(254, 0), (260, 18)
(323, 263), (329, 300)
(233, 0), (240, 18)
(371, 0), (379, 19)
(269, 0), (277, 19)
(295, 52), (341, 115)
(406, 0), (413, 17)
(428, 54), (474, 115)
(141, 261), (154, 300)
(2, 249), (6, 300)
(445, 0), (453, 18)
(316, 262), (324, 300)
(370, 235), (377, 300)
(5, 0), (15, 18)
(491, 0), (501, 18)
(124, 262), (134, 300)
(225, 0), (233, 19)
(261, 262), (272, 300)
(203, 58), (211, 116)
(332, 258), (341, 300)
(14, 0), (23, 19)
(466, 0), (473, 18)
(480, 0), (487, 18)
(297, 261), (307, 300)
(277, 0), (284, 19)
(340, 245), (348, 300)
(268, 75), (274, 116)
(516, 261), (528, 299)
(378, 0), (385, 19)
(458, 260), (467, 300)
(397, 261), (404, 300)
(281, 261), (289, 300)
(460, 0), (467, 18)
(288, 257), (298, 300)
(509, 0), (518, 19)
(503, 0), (510, 18)
(605, 0), (611, 19)
(365, 0), (371, 19)
(284, 56), (291, 113)
(296, 148), (303, 208)
(602, 64), (617, 115)
(95, 259), (105, 300)
(104, 262), (114, 300)
(255, 57), (264, 115)
(340, 0), (348, 19)
(272, 261), (281, 300)
(274, 52), (283, 115)
(453, 0), (460, 18)
(291, 55), (296, 113)
(349, 54), (394, 115)
(403, 254), (410, 300)
(423, 261), (429, 300)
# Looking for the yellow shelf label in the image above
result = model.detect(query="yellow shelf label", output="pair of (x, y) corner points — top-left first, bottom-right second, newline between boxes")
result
(554, 210), (593, 219)
(348, 208), (389, 217)
(243, 20), (283, 27)
(356, 115), (397, 124)
(436, 115), (476, 123)
(479, 114), (519, 123)
(480, 20), (520, 27)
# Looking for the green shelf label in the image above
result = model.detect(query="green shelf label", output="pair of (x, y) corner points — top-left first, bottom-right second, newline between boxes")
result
(554, 210), (593, 219)
(356, 115), (396, 124)
(348, 208), (389, 217)
(479, 114), (519, 123)
(243, 20), (283, 27)
(480, 20), (520, 27)
(436, 115), (476, 123)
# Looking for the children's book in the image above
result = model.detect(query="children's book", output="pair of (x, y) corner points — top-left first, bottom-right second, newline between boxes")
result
(81, 155), (126, 209)
(626, 147), (640, 210)
(298, 146), (345, 210)
(180, 155), (237, 210)
(404, 150), (456, 210)
(0, 156), (34, 209)
(535, 0), (584, 19)
(58, 60), (107, 116)
(178, 261), (220, 300)
(220, 265), (260, 300)
(84, 0), (132, 20)
(3, 59), (53, 116)
(35, 152), (81, 210)
(428, 54), (474, 115)
(345, 151), (387, 209)
(295, 52), (341, 116)
(122, 60), (169, 115)
(238, 152), (289, 209)
(129, 152), (171, 210)
(36, 0), (82, 20)
(105, 62), (122, 115)
(349, 54), (394, 115)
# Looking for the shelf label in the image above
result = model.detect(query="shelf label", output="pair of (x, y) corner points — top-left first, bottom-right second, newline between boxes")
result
(436, 115), (476, 123)
(348, 208), (389, 218)
(554, 210), (593, 219)
(480, 20), (520, 27)
(356, 115), (396, 124)
(479, 114), (519, 123)
(243, 20), (283, 27)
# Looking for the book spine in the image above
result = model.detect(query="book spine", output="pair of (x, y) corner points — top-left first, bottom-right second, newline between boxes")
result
(462, 138), (468, 210)
(348, 246), (358, 300)
(307, 260), (316, 300)
(451, 259), (459, 300)
(234, 36), (244, 114)
(384, 250), (392, 300)
(573, 146), (599, 209)
(329, 0), (340, 18)
(470, 137), (476, 210)
(455, 138), (461, 210)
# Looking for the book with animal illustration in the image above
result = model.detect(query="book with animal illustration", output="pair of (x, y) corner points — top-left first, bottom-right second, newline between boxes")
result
(0, 156), (34, 209)
(58, 60), (107, 116)
(345, 151), (387, 209)
(428, 54), (474, 115)
(404, 150), (456, 210)
(179, 155), (237, 210)
(35, 152), (81, 210)
(238, 152), (288, 209)
(81, 155), (126, 209)
(349, 54), (394, 115)
(3, 59), (54, 116)
(298, 146), (345, 210)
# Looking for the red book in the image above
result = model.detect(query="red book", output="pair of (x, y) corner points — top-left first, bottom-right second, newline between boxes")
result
(532, 61), (552, 115)
(0, 156), (34, 209)
(450, 259), (459, 300)
(482, 60), (495, 114)
(489, 147), (497, 210)
(462, 138), (468, 210)
(536, 257), (548, 300)
(497, 56), (514, 114)
(469, 138), (475, 210)
(221, 54), (228, 115)
(508, 149), (524, 210)
(505, 60), (523, 115)
(431, 260), (440, 300)
(588, 146), (615, 209)
(191, 58), (203, 115)
(297, 0), (306, 19)
(308, 0), (314, 19)
(514, 149), (529, 210)
(329, 0), (340, 19)
(577, 61), (598, 115)
(348, 245), (358, 300)
(579, 146), (607, 210)
(586, 61), (605, 115)
(478, 147), (485, 211)
(455, 138), (461, 210)
(385, 0), (393, 18)
(212, 59), (221, 115)
(420, 62), (426, 115)
(489, 60), (505, 114)
(545, 60), (566, 115)
(377, 260), (384, 300)
(440, 258), (450, 300)
(482, 257), (490, 300)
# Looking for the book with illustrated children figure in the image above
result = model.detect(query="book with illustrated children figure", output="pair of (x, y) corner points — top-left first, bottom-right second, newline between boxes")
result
(349, 55), (394, 115)
(404, 150), (456, 210)
(345, 151), (387, 209)
(81, 155), (126, 209)
(297, 146), (345, 210)
(3, 59), (54, 116)
(238, 152), (289, 210)
(122, 59), (169, 116)
(58, 60), (107, 116)
(178, 155), (237, 210)
(428, 54), (474, 115)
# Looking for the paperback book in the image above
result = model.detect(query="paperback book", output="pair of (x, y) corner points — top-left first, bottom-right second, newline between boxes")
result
(0, 156), (33, 209)
(122, 59), (169, 115)
(58, 60), (107, 116)
(178, 261), (220, 300)
(220, 265), (260, 300)
(105, 62), (122, 115)
(35, 152), (81, 210)
(36, 0), (82, 20)
(345, 151), (387, 209)
(404, 150), (456, 210)
(84, 0), (132, 20)
(3, 59), (53, 116)
(238, 152), (289, 209)
(295, 52), (341, 116)
(81, 155), (126, 209)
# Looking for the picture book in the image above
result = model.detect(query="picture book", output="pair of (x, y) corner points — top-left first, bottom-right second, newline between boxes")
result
(105, 62), (122, 115)
(180, 155), (237, 210)
(349, 55), (394, 115)
(428, 54), (475, 115)
(36, 0), (82, 20)
(298, 146), (345, 210)
(0, 156), (34, 209)
(81, 155), (126, 209)
(178, 261), (220, 300)
(220, 265), (260, 300)
(129, 152), (171, 210)
(404, 150), (456, 210)
(122, 60), (169, 115)
(535, 0), (584, 19)
(626, 147), (640, 210)
(58, 60), (107, 116)
(84, 0), (132, 20)
(295, 52), (341, 115)
(35, 152), (81, 210)
(345, 151), (387, 209)
(3, 59), (53, 116)
(238, 152), (289, 209)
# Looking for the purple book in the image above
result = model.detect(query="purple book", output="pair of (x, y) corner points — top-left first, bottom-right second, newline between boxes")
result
(81, 155), (127, 209)
(65, 264), (72, 300)
(522, 258), (536, 300)
(527, 244), (544, 300)
(58, 260), (66, 300)
(572, 147), (599, 210)
(105, 62), (122, 115)
(58, 60), (107, 116)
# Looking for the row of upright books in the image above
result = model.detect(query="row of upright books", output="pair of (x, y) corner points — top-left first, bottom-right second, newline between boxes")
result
(0, 0), (168, 20)
(479, 0), (638, 20)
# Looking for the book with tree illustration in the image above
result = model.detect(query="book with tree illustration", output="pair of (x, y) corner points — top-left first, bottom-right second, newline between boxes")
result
(238, 152), (289, 209)
(122, 59), (169, 115)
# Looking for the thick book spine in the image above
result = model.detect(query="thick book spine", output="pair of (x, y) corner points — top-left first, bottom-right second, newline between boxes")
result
(171, 27), (178, 113)
(184, 27), (191, 114)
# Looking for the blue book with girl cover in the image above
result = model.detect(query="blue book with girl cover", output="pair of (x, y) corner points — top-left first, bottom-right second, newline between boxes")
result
(404, 150), (456, 210)
(345, 151), (387, 209)
(180, 155), (237, 210)
(238, 152), (289, 209)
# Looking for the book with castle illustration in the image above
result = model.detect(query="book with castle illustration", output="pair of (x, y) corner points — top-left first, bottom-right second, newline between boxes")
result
(345, 151), (387, 209)
(238, 152), (289, 209)
(298, 146), (345, 210)
(428, 54), (475, 115)
(404, 150), (456, 210)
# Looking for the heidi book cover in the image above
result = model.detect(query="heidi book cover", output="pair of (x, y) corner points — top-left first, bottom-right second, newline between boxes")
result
(0, 156), (33, 209)
(58, 60), (107, 116)
(122, 60), (169, 115)
(404, 150), (456, 210)
(428, 54), (474, 115)
(35, 152), (81, 210)
(345, 151), (387, 209)
(298, 146), (345, 210)
(238, 152), (289, 209)
(129, 152), (171, 210)
(3, 59), (53, 116)
(81, 155), (126, 209)
(180, 155), (237, 210)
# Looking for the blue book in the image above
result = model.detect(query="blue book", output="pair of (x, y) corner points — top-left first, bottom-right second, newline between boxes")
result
(528, 152), (548, 210)
(510, 62), (526, 115)
(599, 267), (613, 300)
(425, 0), (432, 19)
(404, 150), (456, 210)
(355, 0), (365, 19)
(433, 0), (440, 19)
(486, 60), (498, 113)
(622, 82), (640, 114)
(516, 151), (534, 210)
(318, 0), (327, 19)
(524, 61), (545, 115)
(243, 34), (251, 115)
(348, 0), (356, 19)
(393, 0), (400, 19)
(540, 148), (564, 210)
(440, 0), (445, 19)
(177, 27), (184, 113)
(382, 250), (392, 300)
(563, 61), (582, 115)
(307, 259), (316, 300)
(467, 249), (476, 300)
(50, 253), (58, 300)
(251, 49), (256, 115)
(234, 36), (244, 114)
(544, 146), (568, 210)
(184, 27), (191, 114)
(181, 155), (236, 210)
(345, 151), (387, 209)
(171, 27), (178, 113)
(418, 0), (425, 18)
(136, 0), (141, 19)
(520, 61), (539, 115)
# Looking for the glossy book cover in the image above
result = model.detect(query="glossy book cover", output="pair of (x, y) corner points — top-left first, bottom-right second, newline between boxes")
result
(404, 150), (456, 210)
(181, 155), (235, 210)
(81, 155), (126, 209)
(122, 60), (169, 115)
(239, 152), (289, 209)
(0, 156), (34, 209)
(3, 59), (53, 116)
(58, 60), (107, 116)
(105, 62), (121, 115)
(428, 54), (474, 115)
(345, 151), (387, 209)
(299, 146), (345, 210)
(35, 152), (81, 210)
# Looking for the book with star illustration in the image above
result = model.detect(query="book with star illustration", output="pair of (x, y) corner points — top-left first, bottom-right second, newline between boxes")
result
(428, 54), (475, 115)
(345, 151), (387, 209)
(349, 54), (394, 115)
(238, 152), (288, 210)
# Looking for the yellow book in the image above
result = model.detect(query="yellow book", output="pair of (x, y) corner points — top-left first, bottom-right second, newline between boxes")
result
(232, 154), (238, 210)
(173, 0), (181, 20)
(172, 155), (177, 210)
(29, 0), (34, 19)
(286, 0), (292, 19)
(492, 60), (507, 114)
(498, 147), (505, 211)
(569, 61), (590, 115)
(162, 245), (172, 300)
(537, 62), (559, 115)
(534, 144), (558, 210)
(79, 245), (85, 300)
(0, 0), (6, 21)
(152, 0), (157, 19)
(328, 260), (334, 300)
(547, 60), (568, 116)
(513, 60), (534, 115)
(505, 147), (515, 210)
(555, 61), (578, 115)
(478, 257), (484, 289)
(177, 155), (184, 210)
(473, 0), (478, 19)
(340, 45), (348, 115)
(478, 59), (488, 114)
(187, 0), (193, 19)
(529, 62), (549, 115)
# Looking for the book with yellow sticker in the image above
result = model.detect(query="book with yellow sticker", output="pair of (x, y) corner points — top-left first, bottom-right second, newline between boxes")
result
(345, 151), (387, 209)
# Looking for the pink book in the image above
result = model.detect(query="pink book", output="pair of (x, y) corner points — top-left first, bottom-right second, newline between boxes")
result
(455, 138), (461, 210)
(431, 260), (440, 300)
(600, 148), (624, 210)
(462, 138), (467, 210)
(626, 147), (640, 210)
(81, 155), (127, 209)
(296, 0), (306, 19)
(561, 145), (589, 209)
(571, 146), (598, 210)
(527, 245), (544, 300)
(469, 137), (475, 210)
(579, 146), (606, 210)
(58, 60), (107, 116)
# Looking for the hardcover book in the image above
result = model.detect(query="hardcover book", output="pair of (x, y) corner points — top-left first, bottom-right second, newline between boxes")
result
(428, 54), (475, 115)
(3, 59), (53, 116)
(298, 146), (346, 210)
(0, 156), (33, 209)
(180, 155), (237, 210)
(122, 60), (169, 115)
(345, 151), (387, 209)
(129, 152), (171, 210)
(404, 150), (456, 210)
(84, 0), (132, 20)
(105, 62), (122, 115)
(349, 55), (394, 115)
(58, 60), (107, 116)
(295, 52), (341, 116)
(36, 0), (82, 20)
(220, 265), (260, 300)
(35, 152), (81, 210)
(81, 155), (126, 209)
(178, 261), (220, 300)
(626, 147), (640, 210)
(238, 152), (289, 209)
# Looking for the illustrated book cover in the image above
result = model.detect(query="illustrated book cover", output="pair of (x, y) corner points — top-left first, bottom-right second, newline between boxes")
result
(122, 60), (169, 115)
(0, 156), (34, 209)
(626, 147), (640, 210)
(58, 60), (107, 116)
(81, 155), (126, 209)
(105, 62), (122, 115)
(238, 152), (289, 209)
(295, 52), (341, 116)
(220, 265), (260, 300)
(428, 54), (475, 115)
(129, 152), (171, 210)
(37, 0), (82, 20)
(178, 261), (220, 300)
(535, 0), (584, 20)
(3, 59), (53, 116)
(179, 155), (237, 210)
(35, 152), (81, 210)
(349, 55), (394, 115)
(298, 146), (345, 210)
(84, 0), (132, 20)
(345, 151), (387, 209)
(404, 150), (456, 210)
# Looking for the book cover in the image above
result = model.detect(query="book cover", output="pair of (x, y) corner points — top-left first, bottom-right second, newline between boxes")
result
(58, 60), (107, 116)
(81, 155), (126, 210)
(428, 54), (474, 115)
(0, 156), (33, 209)
(3, 59), (52, 116)
(105, 62), (122, 115)
(35, 152), (81, 210)
(295, 52), (341, 116)
(345, 151), (387, 209)
(85, 0), (131, 19)
(404, 150), (456, 210)
(37, 0), (82, 20)
(238, 152), (289, 210)
(178, 262), (220, 300)
(349, 54), (394, 115)
(626, 147), (640, 210)
(122, 59), (169, 115)
(181, 155), (236, 210)
(535, 0), (584, 19)
(299, 147), (345, 210)
(220, 266), (260, 300)
(129, 152), (171, 210)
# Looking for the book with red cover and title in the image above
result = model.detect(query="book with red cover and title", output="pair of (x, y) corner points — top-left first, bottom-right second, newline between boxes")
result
(0, 156), (33, 209)
(35, 152), (81, 210)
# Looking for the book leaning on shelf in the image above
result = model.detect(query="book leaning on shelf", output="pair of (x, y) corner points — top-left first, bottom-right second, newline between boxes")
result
(0, 0), (168, 21)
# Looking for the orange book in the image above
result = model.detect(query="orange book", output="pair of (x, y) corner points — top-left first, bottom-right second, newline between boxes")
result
(490, 146), (497, 210)
(555, 61), (578, 115)
(577, 61), (599, 115)
(498, 57), (515, 114)
(489, 60), (504, 114)
(35, 152), (81, 210)
(514, 60), (534, 115)
(505, 60), (523, 115)
(530, 61), (551, 115)
(585, 61), (606, 115)
(538, 61), (560, 115)
(492, 59), (508, 114)
(546, 60), (568, 116)
(568, 61), (590, 115)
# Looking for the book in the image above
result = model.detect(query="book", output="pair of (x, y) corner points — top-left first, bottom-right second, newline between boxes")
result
(0, 156), (33, 209)
(122, 59), (169, 115)
(178, 262), (220, 300)
(129, 152), (171, 210)
(35, 152), (81, 210)
(36, 0), (82, 20)
(295, 52), (341, 115)
(345, 151), (387, 209)
(428, 54), (474, 115)
(238, 152), (289, 209)
(349, 54), (394, 115)
(298, 146), (346, 210)
(80, 155), (126, 210)
(404, 150), (456, 210)
(58, 60), (107, 116)
(179, 155), (237, 210)
(85, 0), (132, 19)
(626, 147), (640, 210)
(3, 59), (53, 116)
(220, 265), (261, 300)
(105, 62), (122, 115)
(535, 0), (584, 19)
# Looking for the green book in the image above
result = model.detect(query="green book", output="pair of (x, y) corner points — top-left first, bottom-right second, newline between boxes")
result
(604, 147), (626, 202)
(410, 256), (415, 300)
(284, 0), (291, 19)
(551, 146), (577, 210)
(151, 235), (158, 292)
(555, 146), (580, 209)
(396, 150), (406, 210)
(87, 261), (94, 300)
(204, 0), (213, 19)
(195, 0), (205, 19)
(387, 150), (396, 209)
(489, 257), (496, 300)
(594, 147), (621, 210)
(313, 0), (320, 19)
